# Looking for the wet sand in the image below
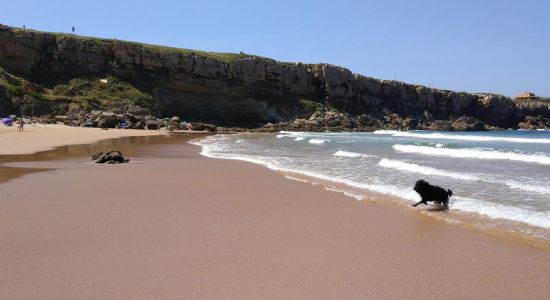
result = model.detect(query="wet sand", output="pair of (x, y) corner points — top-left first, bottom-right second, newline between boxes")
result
(0, 124), (165, 155)
(1, 134), (550, 299)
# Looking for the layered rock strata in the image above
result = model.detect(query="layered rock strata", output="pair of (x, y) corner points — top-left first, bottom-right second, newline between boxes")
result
(0, 25), (547, 130)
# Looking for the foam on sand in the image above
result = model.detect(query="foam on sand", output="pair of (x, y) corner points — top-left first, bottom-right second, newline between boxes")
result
(393, 144), (550, 165)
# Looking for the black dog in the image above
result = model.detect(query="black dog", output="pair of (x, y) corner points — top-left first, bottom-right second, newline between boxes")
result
(412, 179), (453, 207)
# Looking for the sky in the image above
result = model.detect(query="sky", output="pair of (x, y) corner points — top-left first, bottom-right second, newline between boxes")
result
(1, 0), (549, 97)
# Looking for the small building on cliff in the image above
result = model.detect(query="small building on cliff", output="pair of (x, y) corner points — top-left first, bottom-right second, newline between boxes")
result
(515, 92), (540, 103)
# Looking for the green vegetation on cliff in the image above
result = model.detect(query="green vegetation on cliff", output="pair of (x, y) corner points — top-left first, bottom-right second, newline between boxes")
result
(47, 75), (153, 107)
(1, 67), (154, 115)
(3, 24), (548, 129)
(12, 27), (265, 64)
(299, 99), (341, 114)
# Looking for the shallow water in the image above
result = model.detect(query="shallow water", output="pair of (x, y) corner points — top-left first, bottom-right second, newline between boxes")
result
(0, 134), (206, 184)
(193, 130), (550, 240)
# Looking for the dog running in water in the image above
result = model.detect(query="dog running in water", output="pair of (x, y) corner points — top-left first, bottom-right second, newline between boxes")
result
(412, 179), (453, 208)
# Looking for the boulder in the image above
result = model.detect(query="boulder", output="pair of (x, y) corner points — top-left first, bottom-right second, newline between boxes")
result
(356, 114), (378, 127)
(126, 105), (151, 116)
(451, 116), (487, 131)
(429, 120), (452, 131)
(92, 150), (129, 164)
(190, 122), (217, 131)
(97, 116), (119, 128)
(145, 119), (163, 130)
(518, 115), (550, 130)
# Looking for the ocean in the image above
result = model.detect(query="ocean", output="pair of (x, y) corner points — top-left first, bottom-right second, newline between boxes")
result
(192, 130), (550, 241)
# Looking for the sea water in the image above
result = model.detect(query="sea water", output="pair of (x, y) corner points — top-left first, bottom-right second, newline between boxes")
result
(192, 130), (550, 240)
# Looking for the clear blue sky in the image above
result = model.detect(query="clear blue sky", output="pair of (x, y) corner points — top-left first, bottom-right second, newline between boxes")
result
(1, 0), (549, 97)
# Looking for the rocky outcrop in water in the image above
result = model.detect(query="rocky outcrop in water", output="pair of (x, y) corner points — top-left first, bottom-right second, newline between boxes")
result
(1, 24), (549, 130)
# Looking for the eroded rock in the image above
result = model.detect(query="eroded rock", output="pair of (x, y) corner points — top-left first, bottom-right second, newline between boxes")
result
(92, 150), (129, 164)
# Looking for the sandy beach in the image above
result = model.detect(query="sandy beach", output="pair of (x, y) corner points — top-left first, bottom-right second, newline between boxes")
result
(0, 124), (166, 155)
(1, 129), (550, 299)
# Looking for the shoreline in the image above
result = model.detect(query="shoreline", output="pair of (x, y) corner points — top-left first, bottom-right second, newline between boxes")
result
(284, 171), (550, 249)
(0, 124), (168, 156)
(195, 132), (550, 248)
(1, 131), (550, 298)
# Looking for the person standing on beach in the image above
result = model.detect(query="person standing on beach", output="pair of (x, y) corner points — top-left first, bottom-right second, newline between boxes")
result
(18, 118), (24, 132)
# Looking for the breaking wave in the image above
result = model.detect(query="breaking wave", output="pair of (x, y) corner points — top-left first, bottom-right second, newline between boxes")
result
(309, 138), (328, 144)
(393, 144), (550, 165)
(374, 130), (550, 144)
(333, 150), (373, 158)
(192, 133), (550, 235)
(452, 196), (550, 229)
(378, 159), (479, 180)
(378, 158), (550, 195)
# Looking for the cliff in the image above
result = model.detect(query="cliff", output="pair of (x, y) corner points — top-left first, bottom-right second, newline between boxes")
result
(0, 24), (546, 130)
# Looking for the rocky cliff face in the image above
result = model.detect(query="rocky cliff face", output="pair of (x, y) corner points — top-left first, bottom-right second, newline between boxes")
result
(0, 24), (546, 129)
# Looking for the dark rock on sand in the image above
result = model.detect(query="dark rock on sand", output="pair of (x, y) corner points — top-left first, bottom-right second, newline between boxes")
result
(92, 150), (129, 164)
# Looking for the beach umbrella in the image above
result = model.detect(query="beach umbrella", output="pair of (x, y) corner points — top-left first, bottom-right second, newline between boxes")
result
(2, 117), (13, 126)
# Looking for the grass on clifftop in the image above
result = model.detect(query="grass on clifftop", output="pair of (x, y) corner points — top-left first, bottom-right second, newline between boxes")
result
(11, 27), (268, 64)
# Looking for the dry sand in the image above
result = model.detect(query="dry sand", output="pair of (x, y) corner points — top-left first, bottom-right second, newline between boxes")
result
(0, 124), (165, 155)
(1, 133), (550, 299)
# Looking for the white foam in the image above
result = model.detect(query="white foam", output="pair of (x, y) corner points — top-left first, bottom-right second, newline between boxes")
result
(393, 144), (550, 165)
(192, 135), (550, 229)
(324, 186), (366, 200)
(279, 131), (307, 134)
(502, 180), (550, 195)
(333, 150), (373, 158)
(374, 130), (550, 144)
(193, 137), (419, 202)
(284, 175), (310, 183)
(378, 159), (550, 195)
(276, 132), (308, 141)
(378, 159), (479, 181)
(309, 138), (328, 144)
(452, 196), (550, 229)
